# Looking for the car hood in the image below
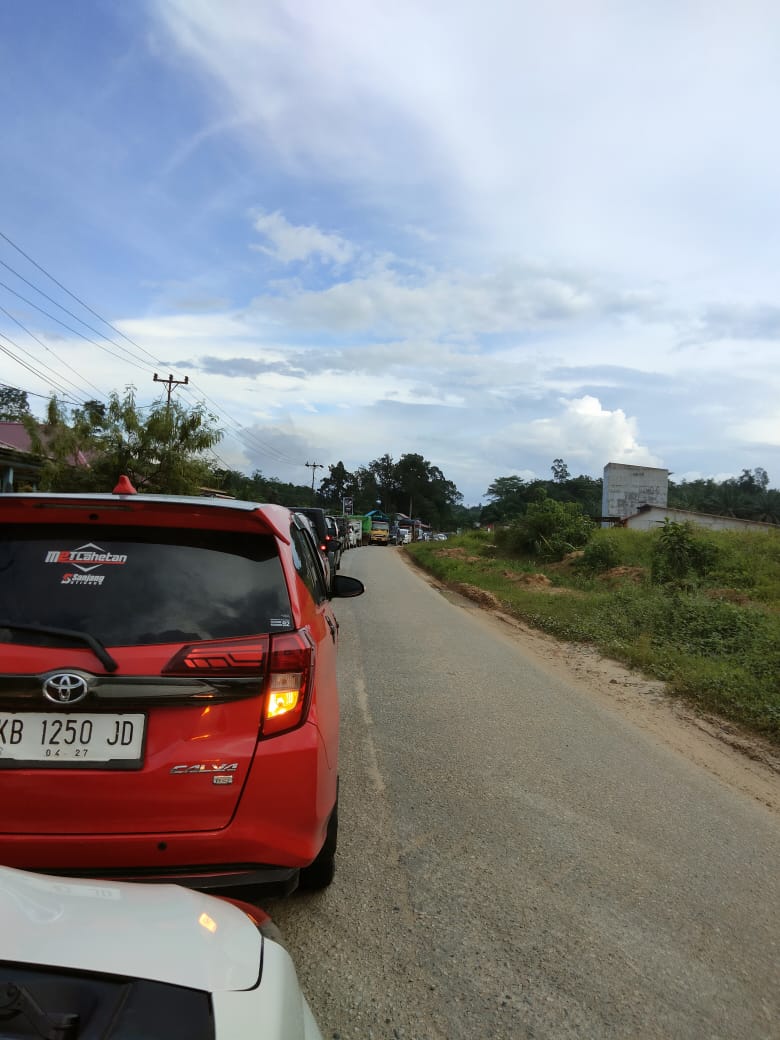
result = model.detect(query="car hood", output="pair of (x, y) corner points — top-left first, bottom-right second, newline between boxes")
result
(0, 866), (263, 992)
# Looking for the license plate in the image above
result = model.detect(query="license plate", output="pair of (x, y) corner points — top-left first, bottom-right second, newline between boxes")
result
(0, 713), (145, 767)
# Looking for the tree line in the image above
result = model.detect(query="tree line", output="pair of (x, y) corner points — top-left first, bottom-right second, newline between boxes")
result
(2, 388), (467, 527)
(481, 458), (780, 526)
(3, 387), (777, 527)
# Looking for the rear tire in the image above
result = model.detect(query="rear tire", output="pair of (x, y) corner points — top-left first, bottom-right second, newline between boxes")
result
(298, 798), (338, 891)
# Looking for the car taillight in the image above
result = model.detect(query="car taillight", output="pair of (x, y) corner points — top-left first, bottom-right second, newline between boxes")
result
(262, 631), (315, 737)
(161, 632), (313, 738)
(162, 636), (270, 676)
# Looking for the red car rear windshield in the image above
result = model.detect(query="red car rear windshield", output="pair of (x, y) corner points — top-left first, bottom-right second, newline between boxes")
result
(0, 524), (292, 647)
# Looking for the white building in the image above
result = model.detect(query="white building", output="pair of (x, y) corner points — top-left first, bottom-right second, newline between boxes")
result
(602, 463), (669, 521)
(621, 504), (777, 534)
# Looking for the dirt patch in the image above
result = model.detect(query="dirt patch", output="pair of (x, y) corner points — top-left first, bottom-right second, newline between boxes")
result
(502, 571), (552, 587)
(403, 553), (780, 815)
(452, 583), (503, 609)
(436, 548), (483, 564)
(600, 565), (646, 584)
(705, 588), (754, 606)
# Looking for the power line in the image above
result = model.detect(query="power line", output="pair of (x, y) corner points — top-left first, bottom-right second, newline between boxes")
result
(0, 304), (107, 402)
(180, 382), (304, 467)
(0, 230), (312, 472)
(0, 230), (307, 468)
(0, 381), (65, 402)
(0, 242), (302, 464)
(0, 334), (86, 406)
(0, 229), (160, 365)
(0, 329), (91, 403)
(0, 278), (154, 374)
(0, 256), (152, 368)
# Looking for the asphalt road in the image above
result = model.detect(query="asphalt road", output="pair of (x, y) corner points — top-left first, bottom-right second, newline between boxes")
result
(270, 546), (780, 1040)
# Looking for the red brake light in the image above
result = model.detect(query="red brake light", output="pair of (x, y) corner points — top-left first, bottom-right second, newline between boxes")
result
(161, 632), (313, 738)
(163, 636), (270, 676)
(261, 631), (315, 737)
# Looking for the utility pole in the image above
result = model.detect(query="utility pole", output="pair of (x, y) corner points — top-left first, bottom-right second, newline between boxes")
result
(305, 461), (324, 500)
(153, 375), (190, 488)
(153, 373), (189, 413)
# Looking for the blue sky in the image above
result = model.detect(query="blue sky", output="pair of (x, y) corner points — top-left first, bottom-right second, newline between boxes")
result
(1, 0), (779, 505)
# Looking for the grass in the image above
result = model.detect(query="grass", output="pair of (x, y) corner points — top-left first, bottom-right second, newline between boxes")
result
(406, 527), (780, 743)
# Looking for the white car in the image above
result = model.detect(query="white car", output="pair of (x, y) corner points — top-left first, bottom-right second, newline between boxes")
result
(0, 865), (323, 1040)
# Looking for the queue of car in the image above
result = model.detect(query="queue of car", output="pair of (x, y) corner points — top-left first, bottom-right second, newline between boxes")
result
(0, 477), (366, 1039)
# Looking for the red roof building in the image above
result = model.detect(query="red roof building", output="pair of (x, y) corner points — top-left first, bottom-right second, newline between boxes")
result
(0, 421), (42, 492)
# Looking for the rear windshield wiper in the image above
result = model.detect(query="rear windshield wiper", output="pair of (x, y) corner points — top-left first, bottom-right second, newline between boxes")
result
(0, 621), (119, 673)
(0, 981), (79, 1039)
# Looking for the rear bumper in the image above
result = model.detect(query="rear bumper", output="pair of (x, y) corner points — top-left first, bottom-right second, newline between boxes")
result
(29, 863), (300, 898)
(0, 726), (337, 893)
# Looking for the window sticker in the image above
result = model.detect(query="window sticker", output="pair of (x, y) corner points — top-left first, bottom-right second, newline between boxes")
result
(44, 542), (128, 586)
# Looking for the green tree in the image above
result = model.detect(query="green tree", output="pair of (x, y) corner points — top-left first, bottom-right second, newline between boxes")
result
(318, 461), (353, 511)
(22, 396), (94, 490)
(209, 468), (314, 506)
(0, 386), (32, 420)
(393, 453), (461, 528)
(551, 458), (570, 482)
(28, 389), (223, 494)
(79, 399), (108, 429)
(367, 453), (400, 512)
(451, 502), (483, 530)
(543, 471), (603, 517)
(482, 475), (531, 522)
(350, 464), (380, 514)
(669, 468), (778, 524)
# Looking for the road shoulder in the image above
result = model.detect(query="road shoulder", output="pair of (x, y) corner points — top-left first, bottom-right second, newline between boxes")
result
(401, 550), (780, 815)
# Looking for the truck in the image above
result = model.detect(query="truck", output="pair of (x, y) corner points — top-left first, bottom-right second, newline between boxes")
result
(368, 519), (390, 545)
(346, 517), (362, 548)
(354, 515), (371, 546)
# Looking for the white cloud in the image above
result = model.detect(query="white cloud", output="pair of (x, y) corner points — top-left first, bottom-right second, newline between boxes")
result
(729, 417), (780, 449)
(484, 395), (662, 477)
(152, 1), (780, 277)
(249, 262), (665, 340)
(5, 3), (780, 506)
(251, 210), (354, 265)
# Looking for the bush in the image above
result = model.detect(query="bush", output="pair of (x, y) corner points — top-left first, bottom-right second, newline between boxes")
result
(650, 520), (718, 587)
(579, 535), (621, 573)
(496, 494), (594, 561)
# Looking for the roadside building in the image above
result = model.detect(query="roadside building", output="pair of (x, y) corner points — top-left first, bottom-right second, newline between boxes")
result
(602, 463), (669, 523)
(0, 422), (41, 492)
(621, 503), (777, 534)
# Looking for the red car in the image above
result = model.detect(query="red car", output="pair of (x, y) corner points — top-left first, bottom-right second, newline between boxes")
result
(0, 480), (364, 899)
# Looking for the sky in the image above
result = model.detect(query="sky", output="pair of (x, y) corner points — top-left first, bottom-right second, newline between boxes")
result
(1, 1), (779, 506)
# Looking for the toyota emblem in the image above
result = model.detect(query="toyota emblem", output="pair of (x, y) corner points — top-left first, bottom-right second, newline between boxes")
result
(43, 673), (90, 705)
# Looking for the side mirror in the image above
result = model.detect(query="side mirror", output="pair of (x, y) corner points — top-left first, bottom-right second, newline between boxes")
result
(331, 574), (365, 598)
